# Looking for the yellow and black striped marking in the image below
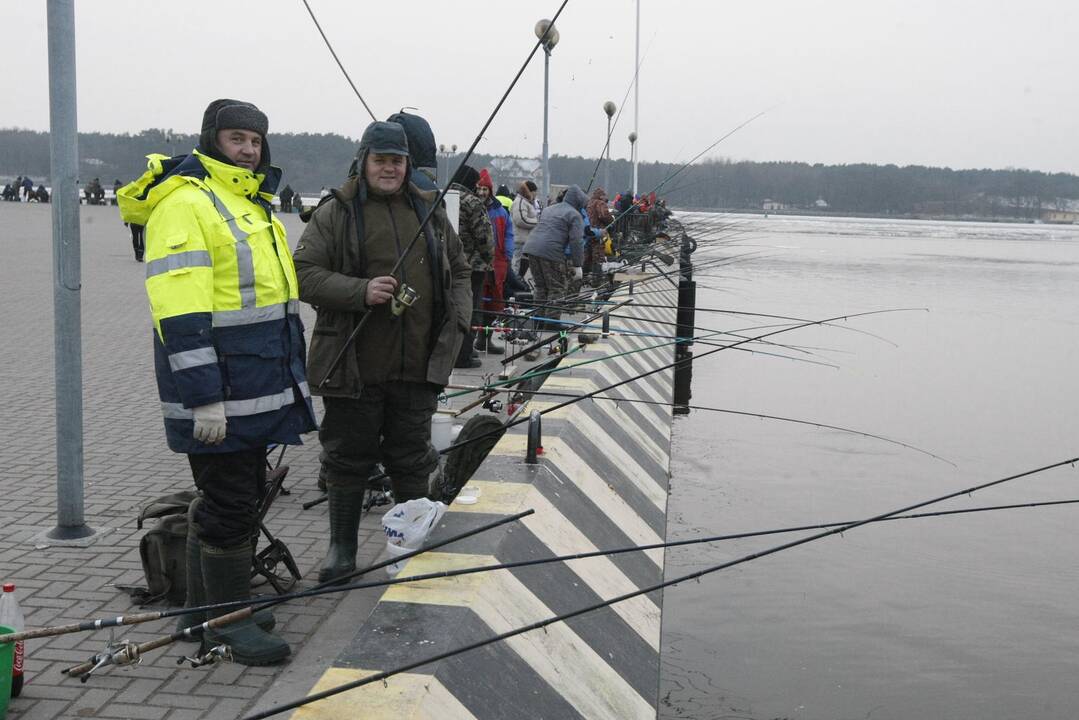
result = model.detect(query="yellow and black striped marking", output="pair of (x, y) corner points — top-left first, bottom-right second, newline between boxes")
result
(293, 286), (680, 719)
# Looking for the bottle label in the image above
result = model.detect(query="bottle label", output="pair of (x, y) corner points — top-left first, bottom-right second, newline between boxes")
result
(12, 640), (22, 676)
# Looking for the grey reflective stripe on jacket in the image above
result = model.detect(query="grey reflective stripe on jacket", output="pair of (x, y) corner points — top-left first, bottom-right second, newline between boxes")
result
(146, 250), (212, 278)
(210, 298), (300, 327)
(206, 191), (258, 309)
(168, 346), (218, 371)
(162, 387), (297, 419)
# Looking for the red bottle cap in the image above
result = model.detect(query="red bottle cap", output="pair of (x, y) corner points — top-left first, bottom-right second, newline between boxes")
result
(2, 583), (13, 592)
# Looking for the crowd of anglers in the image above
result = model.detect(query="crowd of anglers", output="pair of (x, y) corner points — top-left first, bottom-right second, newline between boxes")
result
(84, 97), (672, 668)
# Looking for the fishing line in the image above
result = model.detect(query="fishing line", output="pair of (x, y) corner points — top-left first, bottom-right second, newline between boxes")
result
(53, 496), (1079, 656)
(300, 0), (377, 121)
(584, 32), (656, 192)
(242, 456), (1079, 718)
(318, 0), (572, 386)
(601, 107), (773, 234)
(447, 385), (946, 464)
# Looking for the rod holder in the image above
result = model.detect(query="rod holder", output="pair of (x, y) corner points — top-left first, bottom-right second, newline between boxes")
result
(525, 410), (543, 464)
(601, 312), (610, 338)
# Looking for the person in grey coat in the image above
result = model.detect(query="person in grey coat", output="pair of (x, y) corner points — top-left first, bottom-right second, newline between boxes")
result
(522, 184), (586, 331)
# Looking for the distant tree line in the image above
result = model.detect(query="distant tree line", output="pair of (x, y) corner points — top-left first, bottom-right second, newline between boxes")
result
(3, 128), (1078, 219)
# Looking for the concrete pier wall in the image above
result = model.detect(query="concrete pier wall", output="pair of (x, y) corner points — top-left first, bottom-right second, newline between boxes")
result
(291, 285), (679, 719)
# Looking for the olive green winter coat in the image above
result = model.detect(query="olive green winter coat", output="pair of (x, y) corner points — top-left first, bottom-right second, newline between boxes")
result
(294, 177), (471, 397)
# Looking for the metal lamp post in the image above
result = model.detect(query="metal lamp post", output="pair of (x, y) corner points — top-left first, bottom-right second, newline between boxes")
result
(438, 143), (459, 187)
(46, 0), (94, 541)
(603, 100), (616, 192)
(535, 19), (560, 205)
(628, 131), (638, 199)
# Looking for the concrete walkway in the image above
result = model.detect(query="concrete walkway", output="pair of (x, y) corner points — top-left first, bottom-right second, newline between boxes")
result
(0, 202), (525, 720)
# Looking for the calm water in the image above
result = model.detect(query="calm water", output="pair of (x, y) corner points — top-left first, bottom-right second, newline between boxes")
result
(659, 214), (1079, 720)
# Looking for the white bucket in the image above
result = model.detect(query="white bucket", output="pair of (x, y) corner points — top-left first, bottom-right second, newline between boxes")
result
(431, 414), (453, 451)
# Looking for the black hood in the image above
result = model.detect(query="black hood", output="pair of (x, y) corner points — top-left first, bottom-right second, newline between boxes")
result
(197, 98), (272, 173)
(450, 164), (480, 192)
(386, 111), (437, 171)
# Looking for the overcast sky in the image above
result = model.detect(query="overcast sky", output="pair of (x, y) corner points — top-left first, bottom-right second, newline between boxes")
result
(3, 0), (1077, 174)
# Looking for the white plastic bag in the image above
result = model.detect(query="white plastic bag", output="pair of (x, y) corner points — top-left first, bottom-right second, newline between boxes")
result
(381, 498), (447, 576)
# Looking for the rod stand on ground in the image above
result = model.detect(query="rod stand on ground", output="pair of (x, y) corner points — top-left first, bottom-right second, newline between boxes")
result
(46, 0), (94, 541)
(673, 233), (697, 415)
(525, 411), (543, 464)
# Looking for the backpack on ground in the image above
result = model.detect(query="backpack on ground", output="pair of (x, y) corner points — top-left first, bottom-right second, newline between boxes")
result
(117, 491), (196, 606)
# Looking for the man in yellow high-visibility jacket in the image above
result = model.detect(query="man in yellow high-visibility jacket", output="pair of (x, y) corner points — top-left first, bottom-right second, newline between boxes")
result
(119, 99), (317, 666)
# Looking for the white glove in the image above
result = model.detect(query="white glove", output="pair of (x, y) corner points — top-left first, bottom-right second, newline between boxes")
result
(193, 401), (227, 445)
(573, 266), (584, 281)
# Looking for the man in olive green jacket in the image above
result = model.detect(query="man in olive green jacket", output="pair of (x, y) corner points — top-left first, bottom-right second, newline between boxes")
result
(293, 120), (471, 582)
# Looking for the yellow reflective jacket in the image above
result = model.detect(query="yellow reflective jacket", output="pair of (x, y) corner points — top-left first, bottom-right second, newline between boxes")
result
(119, 151), (317, 454)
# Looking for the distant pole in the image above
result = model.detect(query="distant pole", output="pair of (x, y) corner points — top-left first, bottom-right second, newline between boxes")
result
(632, 0), (640, 196)
(46, 0), (93, 541)
(535, 19), (560, 206)
(541, 47), (551, 204)
(603, 101), (616, 192)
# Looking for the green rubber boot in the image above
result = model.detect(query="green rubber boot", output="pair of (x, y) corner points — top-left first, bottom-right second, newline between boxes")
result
(200, 542), (290, 666)
(317, 484), (366, 584)
(176, 500), (274, 640)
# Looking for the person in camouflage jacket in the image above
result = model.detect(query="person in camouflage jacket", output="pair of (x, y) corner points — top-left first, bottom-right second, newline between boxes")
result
(449, 164), (494, 367)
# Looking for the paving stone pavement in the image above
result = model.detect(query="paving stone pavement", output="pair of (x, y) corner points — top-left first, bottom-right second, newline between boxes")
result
(0, 201), (393, 719)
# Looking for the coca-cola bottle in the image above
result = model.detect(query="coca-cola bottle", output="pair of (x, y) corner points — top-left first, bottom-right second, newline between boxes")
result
(0, 583), (24, 698)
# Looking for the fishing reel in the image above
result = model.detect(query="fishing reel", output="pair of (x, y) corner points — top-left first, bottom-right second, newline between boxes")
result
(390, 283), (419, 317)
(177, 644), (232, 669)
(66, 636), (141, 682)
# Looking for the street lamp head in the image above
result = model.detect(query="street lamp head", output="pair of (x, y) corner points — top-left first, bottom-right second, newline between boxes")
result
(534, 19), (560, 50)
(439, 144), (446, 153)
(628, 131), (638, 144)
(603, 101), (617, 118)
(451, 144), (457, 152)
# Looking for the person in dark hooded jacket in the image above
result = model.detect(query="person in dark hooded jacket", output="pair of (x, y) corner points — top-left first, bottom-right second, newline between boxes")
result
(387, 110), (439, 192)
(522, 184), (586, 331)
(293, 120), (471, 585)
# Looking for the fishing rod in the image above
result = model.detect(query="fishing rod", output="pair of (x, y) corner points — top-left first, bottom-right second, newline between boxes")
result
(501, 296), (635, 365)
(300, 0), (377, 121)
(471, 313), (835, 368)
(583, 33), (655, 193)
(600, 107), (772, 235)
(317, 0), (571, 387)
(540, 297), (900, 347)
(23, 492), (1074, 656)
(311, 307), (920, 513)
(445, 384), (948, 464)
(242, 455), (1079, 719)
(446, 305), (920, 407)
(470, 323), (838, 372)
(55, 510), (533, 679)
(480, 302), (832, 357)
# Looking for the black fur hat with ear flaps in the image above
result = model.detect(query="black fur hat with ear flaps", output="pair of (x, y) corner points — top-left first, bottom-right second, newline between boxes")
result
(197, 98), (271, 173)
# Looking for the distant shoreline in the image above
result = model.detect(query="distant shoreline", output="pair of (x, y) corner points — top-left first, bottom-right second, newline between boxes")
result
(670, 206), (1065, 225)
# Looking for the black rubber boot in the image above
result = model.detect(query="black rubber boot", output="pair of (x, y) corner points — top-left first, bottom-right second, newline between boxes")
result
(317, 484), (366, 584)
(476, 330), (505, 355)
(200, 542), (290, 666)
(176, 501), (274, 641)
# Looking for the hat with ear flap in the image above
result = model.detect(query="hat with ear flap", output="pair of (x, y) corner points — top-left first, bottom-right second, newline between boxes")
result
(197, 98), (271, 171)
(351, 121), (412, 185)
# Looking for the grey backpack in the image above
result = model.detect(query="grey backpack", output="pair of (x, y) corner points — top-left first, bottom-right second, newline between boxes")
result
(118, 491), (196, 606)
